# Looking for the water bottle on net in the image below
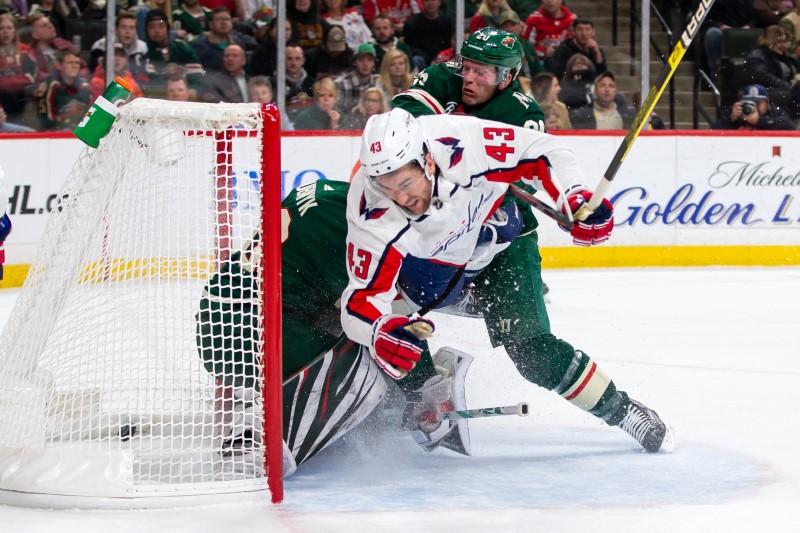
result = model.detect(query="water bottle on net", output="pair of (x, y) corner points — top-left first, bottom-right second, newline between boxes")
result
(73, 77), (133, 148)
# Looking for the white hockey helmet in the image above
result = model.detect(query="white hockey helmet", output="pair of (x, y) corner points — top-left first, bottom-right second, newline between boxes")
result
(360, 108), (427, 179)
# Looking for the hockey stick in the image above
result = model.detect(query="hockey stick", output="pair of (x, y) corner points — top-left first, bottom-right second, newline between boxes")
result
(430, 402), (530, 421)
(510, 183), (574, 230)
(573, 0), (716, 221)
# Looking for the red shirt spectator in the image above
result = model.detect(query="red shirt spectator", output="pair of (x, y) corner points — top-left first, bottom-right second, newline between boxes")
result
(361, 0), (421, 34)
(26, 12), (74, 82)
(523, 0), (576, 60)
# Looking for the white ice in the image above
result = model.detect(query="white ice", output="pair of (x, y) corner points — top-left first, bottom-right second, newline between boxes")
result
(1, 266), (799, 532)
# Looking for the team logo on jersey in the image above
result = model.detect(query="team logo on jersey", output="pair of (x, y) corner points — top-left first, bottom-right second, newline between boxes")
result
(359, 194), (388, 220)
(436, 137), (464, 168)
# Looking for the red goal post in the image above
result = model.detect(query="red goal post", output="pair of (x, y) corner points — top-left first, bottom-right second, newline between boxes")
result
(0, 100), (284, 507)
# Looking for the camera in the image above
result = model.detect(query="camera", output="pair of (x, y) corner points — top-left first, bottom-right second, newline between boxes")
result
(741, 101), (756, 115)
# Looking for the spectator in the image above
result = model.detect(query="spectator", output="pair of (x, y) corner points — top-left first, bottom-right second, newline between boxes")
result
(0, 13), (36, 120)
(558, 52), (595, 109)
(288, 0), (329, 51)
(0, 104), (35, 132)
(90, 10), (149, 77)
(341, 85), (386, 128)
(191, 7), (255, 72)
(334, 42), (379, 113)
(28, 0), (69, 38)
(27, 12), (73, 82)
(247, 74), (273, 102)
(248, 74), (293, 129)
(165, 74), (193, 100)
(377, 47), (413, 107)
(34, 48), (90, 130)
(549, 18), (606, 79)
(280, 43), (315, 122)
(702, 0), (756, 82)
(740, 25), (799, 89)
(360, 0), (420, 34)
(304, 24), (353, 80)
(780, 0), (800, 63)
(500, 10), (542, 87)
(370, 13), (414, 74)
(469, 0), (512, 33)
(523, 0), (577, 61)
(172, 0), (214, 40)
(198, 43), (248, 102)
(543, 105), (560, 130)
(293, 76), (343, 129)
(142, 8), (203, 96)
(321, 0), (371, 50)
(529, 71), (571, 129)
(569, 71), (635, 130)
(248, 16), (290, 77)
(714, 83), (796, 129)
(403, 0), (453, 70)
(137, 0), (176, 41)
(89, 43), (145, 101)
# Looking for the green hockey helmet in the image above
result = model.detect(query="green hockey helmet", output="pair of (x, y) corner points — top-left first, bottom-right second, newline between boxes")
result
(456, 27), (523, 85)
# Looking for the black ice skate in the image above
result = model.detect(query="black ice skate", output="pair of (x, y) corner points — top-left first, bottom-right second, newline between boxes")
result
(617, 399), (675, 453)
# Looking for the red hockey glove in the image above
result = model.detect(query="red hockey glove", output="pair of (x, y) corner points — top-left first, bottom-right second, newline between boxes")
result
(371, 315), (435, 380)
(564, 191), (614, 246)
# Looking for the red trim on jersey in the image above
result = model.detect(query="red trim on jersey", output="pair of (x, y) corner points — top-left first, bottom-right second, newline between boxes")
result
(346, 244), (404, 324)
(564, 361), (597, 401)
(428, 257), (467, 268)
(482, 194), (505, 223)
(482, 158), (559, 201)
(411, 89), (445, 114)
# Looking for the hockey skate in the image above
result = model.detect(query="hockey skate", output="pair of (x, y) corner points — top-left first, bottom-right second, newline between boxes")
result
(403, 347), (474, 455)
(617, 399), (675, 453)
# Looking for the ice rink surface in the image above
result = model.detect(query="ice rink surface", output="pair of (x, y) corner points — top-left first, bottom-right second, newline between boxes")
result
(1, 266), (799, 533)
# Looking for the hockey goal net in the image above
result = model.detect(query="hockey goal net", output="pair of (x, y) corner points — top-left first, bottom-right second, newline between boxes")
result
(0, 99), (284, 507)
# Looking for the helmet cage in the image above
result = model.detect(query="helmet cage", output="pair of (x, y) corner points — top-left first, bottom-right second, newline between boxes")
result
(453, 54), (514, 86)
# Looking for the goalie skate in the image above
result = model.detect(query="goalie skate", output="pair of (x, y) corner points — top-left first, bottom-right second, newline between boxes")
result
(618, 399), (675, 453)
(403, 347), (474, 455)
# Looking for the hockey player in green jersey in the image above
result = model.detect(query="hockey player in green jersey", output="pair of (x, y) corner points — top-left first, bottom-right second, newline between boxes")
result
(196, 179), (449, 470)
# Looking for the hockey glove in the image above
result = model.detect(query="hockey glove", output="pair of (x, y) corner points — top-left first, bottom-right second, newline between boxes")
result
(371, 314), (435, 380)
(563, 191), (614, 246)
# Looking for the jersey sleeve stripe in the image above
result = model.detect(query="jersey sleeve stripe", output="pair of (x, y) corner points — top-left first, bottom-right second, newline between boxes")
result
(397, 88), (446, 114)
(345, 242), (405, 325)
(477, 158), (561, 202)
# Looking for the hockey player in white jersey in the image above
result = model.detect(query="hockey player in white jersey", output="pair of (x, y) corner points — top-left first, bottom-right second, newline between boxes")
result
(342, 108), (674, 453)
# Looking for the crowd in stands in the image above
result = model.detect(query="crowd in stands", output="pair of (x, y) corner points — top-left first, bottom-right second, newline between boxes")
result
(0, 0), (798, 133)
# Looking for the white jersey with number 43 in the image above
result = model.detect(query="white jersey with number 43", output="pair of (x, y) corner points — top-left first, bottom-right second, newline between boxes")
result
(341, 114), (587, 347)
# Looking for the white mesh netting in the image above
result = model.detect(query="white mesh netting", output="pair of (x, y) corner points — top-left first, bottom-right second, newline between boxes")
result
(0, 99), (277, 505)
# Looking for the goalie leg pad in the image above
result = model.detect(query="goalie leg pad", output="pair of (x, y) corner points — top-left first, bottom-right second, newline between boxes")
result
(283, 337), (387, 467)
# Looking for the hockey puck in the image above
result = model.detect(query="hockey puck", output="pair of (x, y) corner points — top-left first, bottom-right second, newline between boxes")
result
(119, 424), (138, 441)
